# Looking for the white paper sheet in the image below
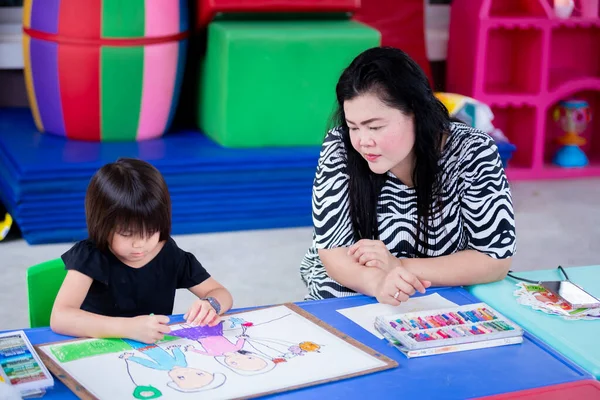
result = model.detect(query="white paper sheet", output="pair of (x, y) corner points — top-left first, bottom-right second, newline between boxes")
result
(336, 294), (458, 339)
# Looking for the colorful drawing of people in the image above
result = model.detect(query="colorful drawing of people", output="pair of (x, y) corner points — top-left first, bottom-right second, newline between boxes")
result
(231, 317), (322, 361)
(120, 339), (226, 396)
(170, 322), (277, 375)
(289, 341), (322, 357)
(242, 337), (322, 361)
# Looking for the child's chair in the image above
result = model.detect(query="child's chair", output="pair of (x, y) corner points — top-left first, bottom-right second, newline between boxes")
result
(26, 258), (67, 328)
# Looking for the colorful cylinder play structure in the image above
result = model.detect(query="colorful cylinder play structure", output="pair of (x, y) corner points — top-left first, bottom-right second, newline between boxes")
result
(22, 0), (189, 142)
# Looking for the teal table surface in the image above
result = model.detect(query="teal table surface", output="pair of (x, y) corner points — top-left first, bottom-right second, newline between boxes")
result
(466, 265), (600, 380)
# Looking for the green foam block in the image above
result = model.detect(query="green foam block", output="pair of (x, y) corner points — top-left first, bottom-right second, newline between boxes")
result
(198, 20), (381, 148)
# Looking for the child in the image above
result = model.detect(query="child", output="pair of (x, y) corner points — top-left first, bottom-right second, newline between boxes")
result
(50, 158), (233, 344)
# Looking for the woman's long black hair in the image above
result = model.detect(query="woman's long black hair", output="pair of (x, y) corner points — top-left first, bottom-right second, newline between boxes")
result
(334, 46), (451, 256)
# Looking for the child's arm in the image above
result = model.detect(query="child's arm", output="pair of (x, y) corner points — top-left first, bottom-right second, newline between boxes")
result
(50, 270), (171, 343)
(185, 278), (233, 326)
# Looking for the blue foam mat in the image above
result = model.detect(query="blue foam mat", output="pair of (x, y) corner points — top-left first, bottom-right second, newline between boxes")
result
(14, 186), (311, 215)
(0, 143), (316, 198)
(18, 206), (311, 229)
(22, 214), (313, 245)
(0, 168), (312, 220)
(15, 195), (311, 222)
(0, 108), (321, 178)
(0, 108), (320, 244)
(14, 180), (312, 202)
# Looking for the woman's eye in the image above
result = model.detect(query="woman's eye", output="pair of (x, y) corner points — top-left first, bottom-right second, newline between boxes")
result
(369, 126), (382, 131)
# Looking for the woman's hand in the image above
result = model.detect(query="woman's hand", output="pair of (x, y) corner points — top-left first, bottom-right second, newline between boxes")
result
(347, 239), (400, 272)
(374, 266), (431, 305)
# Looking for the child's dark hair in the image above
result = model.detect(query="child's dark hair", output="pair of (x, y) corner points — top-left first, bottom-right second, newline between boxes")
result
(85, 158), (171, 252)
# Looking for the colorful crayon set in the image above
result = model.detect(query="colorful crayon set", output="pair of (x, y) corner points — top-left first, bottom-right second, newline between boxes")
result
(375, 303), (523, 351)
(0, 331), (54, 397)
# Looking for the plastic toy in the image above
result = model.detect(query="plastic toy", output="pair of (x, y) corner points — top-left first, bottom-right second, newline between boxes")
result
(435, 92), (517, 168)
(22, 0), (189, 142)
(552, 99), (591, 168)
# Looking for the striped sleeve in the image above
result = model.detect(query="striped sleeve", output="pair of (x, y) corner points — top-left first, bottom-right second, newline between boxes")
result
(460, 135), (516, 259)
(312, 129), (355, 249)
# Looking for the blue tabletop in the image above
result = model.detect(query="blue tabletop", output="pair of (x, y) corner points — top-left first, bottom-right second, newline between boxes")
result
(467, 265), (600, 380)
(13, 287), (593, 399)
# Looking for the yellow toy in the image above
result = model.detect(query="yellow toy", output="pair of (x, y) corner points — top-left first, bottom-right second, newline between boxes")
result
(0, 211), (13, 241)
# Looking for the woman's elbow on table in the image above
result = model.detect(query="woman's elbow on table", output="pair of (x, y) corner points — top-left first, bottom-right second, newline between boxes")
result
(486, 257), (512, 283)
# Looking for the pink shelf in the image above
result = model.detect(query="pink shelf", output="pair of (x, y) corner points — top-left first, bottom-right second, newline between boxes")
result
(488, 0), (548, 18)
(447, 0), (600, 181)
(484, 27), (544, 95)
(507, 164), (600, 180)
(548, 26), (600, 90)
(490, 106), (537, 168)
(545, 0), (600, 19)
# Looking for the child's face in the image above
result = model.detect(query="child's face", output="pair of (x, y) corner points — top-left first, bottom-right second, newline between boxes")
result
(109, 230), (161, 267)
(224, 352), (268, 371)
(168, 367), (214, 390)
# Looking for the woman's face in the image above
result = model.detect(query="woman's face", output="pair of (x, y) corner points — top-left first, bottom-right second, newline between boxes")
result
(344, 92), (416, 179)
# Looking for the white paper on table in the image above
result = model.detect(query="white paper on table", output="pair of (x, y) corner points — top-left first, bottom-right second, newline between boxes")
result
(336, 293), (458, 339)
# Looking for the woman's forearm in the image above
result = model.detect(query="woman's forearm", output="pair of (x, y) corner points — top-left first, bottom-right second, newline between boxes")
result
(319, 247), (387, 296)
(401, 250), (511, 286)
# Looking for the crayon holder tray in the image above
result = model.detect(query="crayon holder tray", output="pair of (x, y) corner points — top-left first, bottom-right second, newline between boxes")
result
(378, 303), (524, 350)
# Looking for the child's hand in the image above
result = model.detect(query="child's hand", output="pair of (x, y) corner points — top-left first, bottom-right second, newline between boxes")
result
(184, 299), (221, 327)
(127, 315), (171, 344)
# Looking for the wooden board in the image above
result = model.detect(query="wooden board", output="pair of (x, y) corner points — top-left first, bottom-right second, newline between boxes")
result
(36, 303), (397, 399)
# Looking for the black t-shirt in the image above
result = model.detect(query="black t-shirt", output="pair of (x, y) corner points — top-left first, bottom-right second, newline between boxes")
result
(61, 237), (210, 317)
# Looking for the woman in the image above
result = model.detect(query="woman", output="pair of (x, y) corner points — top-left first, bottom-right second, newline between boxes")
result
(300, 47), (516, 305)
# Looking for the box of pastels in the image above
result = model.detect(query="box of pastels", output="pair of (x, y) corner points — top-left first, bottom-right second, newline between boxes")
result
(375, 303), (524, 351)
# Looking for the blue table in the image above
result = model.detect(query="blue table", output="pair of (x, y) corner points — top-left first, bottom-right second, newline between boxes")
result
(13, 287), (593, 399)
(467, 265), (600, 380)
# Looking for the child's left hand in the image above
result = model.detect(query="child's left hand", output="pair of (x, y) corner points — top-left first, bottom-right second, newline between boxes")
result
(184, 299), (221, 327)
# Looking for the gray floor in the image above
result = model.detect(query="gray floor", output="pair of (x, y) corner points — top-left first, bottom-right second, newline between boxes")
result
(1, 179), (599, 331)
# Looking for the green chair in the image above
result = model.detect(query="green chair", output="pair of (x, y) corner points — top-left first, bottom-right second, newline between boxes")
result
(26, 258), (67, 328)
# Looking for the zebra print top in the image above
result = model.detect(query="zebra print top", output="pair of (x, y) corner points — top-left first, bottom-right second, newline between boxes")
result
(299, 123), (516, 300)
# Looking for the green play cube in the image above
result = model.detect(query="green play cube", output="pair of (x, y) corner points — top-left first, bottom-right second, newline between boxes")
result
(198, 20), (381, 148)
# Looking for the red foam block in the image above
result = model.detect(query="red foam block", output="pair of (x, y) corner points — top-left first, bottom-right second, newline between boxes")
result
(353, 0), (432, 85)
(197, 0), (361, 27)
(475, 380), (600, 400)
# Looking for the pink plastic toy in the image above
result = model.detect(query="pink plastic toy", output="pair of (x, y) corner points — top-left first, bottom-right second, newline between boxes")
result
(446, 0), (600, 180)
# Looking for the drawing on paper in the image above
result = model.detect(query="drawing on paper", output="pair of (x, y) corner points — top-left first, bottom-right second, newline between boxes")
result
(36, 304), (397, 400)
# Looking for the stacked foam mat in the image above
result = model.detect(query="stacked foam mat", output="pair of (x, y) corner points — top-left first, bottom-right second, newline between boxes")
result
(0, 109), (319, 244)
